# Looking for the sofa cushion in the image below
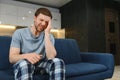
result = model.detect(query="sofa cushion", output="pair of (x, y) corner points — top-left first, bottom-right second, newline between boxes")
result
(55, 39), (82, 64)
(0, 69), (14, 80)
(33, 74), (49, 80)
(65, 62), (107, 77)
(0, 69), (49, 80)
(0, 36), (12, 69)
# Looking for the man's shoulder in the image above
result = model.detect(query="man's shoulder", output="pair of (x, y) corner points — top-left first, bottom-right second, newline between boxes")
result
(16, 27), (28, 32)
(14, 27), (28, 34)
(12, 27), (29, 38)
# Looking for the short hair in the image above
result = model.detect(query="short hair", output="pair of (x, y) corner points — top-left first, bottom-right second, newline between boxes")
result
(35, 8), (52, 19)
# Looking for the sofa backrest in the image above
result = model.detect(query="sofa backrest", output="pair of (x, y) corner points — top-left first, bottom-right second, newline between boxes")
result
(0, 36), (12, 70)
(0, 36), (82, 69)
(55, 39), (82, 64)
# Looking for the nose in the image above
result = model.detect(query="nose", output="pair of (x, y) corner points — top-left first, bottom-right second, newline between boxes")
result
(41, 21), (46, 26)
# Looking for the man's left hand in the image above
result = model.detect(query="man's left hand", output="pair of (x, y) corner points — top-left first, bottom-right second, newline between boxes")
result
(45, 20), (52, 34)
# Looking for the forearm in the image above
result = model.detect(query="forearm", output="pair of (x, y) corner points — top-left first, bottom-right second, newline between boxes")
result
(45, 33), (56, 59)
(9, 53), (27, 64)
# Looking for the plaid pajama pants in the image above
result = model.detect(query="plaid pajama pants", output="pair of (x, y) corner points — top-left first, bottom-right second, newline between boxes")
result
(13, 58), (65, 80)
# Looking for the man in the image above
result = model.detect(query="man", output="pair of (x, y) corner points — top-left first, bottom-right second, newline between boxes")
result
(9, 8), (65, 80)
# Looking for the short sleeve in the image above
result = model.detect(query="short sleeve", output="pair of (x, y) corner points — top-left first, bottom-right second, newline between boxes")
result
(10, 30), (21, 48)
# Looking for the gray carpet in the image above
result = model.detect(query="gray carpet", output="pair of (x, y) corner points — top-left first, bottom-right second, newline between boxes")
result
(105, 65), (120, 80)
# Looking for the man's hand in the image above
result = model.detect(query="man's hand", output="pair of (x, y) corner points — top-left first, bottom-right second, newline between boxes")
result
(45, 20), (52, 34)
(24, 53), (42, 64)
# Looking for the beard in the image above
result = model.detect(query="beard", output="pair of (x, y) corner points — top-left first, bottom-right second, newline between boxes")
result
(34, 23), (44, 32)
(35, 25), (44, 32)
(34, 21), (48, 33)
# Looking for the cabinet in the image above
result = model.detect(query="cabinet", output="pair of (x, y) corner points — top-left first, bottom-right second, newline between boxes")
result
(51, 12), (61, 29)
(0, 4), (17, 25)
(17, 7), (34, 26)
(0, 3), (61, 29)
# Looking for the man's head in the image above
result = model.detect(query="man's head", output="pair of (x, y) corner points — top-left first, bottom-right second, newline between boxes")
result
(34, 8), (52, 32)
(35, 8), (52, 19)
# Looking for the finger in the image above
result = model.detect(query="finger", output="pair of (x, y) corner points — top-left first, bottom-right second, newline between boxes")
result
(35, 54), (40, 59)
(40, 55), (43, 57)
(33, 56), (40, 62)
(30, 58), (38, 64)
(33, 53), (41, 59)
(28, 58), (35, 64)
(47, 20), (51, 27)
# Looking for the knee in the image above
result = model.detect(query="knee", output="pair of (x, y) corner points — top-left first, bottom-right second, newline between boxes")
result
(52, 58), (65, 65)
(19, 59), (30, 67)
(13, 59), (33, 69)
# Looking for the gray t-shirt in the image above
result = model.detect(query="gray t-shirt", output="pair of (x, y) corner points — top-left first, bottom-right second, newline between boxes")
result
(10, 27), (55, 59)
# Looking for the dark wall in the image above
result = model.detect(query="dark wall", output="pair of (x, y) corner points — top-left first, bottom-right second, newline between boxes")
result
(86, 0), (106, 52)
(60, 0), (88, 51)
(60, 0), (106, 52)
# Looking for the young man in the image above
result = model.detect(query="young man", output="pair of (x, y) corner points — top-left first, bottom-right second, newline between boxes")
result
(9, 8), (65, 80)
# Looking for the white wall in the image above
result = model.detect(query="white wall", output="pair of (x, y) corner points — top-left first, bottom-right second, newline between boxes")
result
(0, 0), (61, 29)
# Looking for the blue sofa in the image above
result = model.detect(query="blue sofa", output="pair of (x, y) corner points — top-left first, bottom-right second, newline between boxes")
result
(0, 36), (114, 80)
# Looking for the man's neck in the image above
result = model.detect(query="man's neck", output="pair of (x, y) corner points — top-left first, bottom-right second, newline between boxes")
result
(31, 26), (40, 37)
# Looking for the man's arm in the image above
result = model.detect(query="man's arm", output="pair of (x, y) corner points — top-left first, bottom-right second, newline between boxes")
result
(9, 47), (42, 64)
(44, 20), (57, 59)
(9, 47), (23, 63)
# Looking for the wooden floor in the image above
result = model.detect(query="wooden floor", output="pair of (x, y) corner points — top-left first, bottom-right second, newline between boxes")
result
(105, 65), (120, 80)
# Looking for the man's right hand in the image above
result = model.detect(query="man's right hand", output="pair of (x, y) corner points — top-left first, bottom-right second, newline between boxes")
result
(24, 53), (42, 64)
(9, 47), (42, 64)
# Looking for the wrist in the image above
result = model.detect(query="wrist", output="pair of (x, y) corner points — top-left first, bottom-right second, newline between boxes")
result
(47, 57), (54, 60)
(45, 32), (50, 37)
(22, 54), (27, 59)
(45, 31), (50, 34)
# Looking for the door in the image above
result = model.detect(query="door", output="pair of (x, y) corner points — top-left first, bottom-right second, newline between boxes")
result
(105, 8), (120, 65)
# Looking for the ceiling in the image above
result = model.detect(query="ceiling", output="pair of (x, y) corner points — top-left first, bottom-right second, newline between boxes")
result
(115, 0), (120, 1)
(13, 0), (120, 8)
(14, 0), (72, 8)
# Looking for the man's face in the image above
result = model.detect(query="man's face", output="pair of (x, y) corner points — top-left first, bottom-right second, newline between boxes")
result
(34, 13), (51, 32)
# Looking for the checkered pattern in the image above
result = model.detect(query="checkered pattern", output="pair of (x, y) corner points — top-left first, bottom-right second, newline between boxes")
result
(13, 58), (65, 80)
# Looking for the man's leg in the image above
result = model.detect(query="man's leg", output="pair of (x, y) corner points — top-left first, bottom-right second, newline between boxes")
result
(37, 58), (65, 80)
(13, 59), (35, 80)
(49, 58), (65, 80)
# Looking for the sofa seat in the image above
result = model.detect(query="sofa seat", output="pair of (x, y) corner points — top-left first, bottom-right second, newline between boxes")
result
(0, 36), (114, 80)
(0, 63), (107, 80)
(33, 74), (49, 80)
(0, 69), (14, 79)
(66, 62), (107, 77)
(0, 69), (49, 80)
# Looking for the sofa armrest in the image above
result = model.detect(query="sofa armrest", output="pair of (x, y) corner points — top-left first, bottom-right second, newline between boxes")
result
(80, 52), (114, 70)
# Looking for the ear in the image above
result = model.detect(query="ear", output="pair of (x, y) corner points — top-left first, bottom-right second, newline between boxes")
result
(34, 16), (37, 21)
